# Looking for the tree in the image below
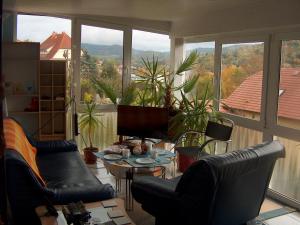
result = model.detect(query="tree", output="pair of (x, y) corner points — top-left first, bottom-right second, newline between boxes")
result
(221, 65), (247, 98)
(101, 59), (119, 79)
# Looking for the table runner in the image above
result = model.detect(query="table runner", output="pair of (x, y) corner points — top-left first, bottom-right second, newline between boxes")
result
(94, 148), (175, 168)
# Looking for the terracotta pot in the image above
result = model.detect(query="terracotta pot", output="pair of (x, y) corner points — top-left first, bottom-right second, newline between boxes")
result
(83, 147), (98, 164)
(178, 153), (196, 172)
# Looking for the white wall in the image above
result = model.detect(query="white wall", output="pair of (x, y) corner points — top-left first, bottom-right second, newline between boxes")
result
(171, 0), (300, 37)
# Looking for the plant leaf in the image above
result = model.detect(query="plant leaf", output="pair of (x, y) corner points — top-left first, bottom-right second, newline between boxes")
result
(175, 50), (199, 75)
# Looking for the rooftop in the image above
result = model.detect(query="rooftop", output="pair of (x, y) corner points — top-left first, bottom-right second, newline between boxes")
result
(222, 67), (300, 120)
(40, 32), (71, 60)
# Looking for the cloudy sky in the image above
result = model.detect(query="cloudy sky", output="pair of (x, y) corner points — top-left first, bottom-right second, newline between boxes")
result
(17, 14), (171, 52)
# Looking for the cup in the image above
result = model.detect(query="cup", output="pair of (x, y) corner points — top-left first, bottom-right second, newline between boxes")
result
(150, 149), (158, 159)
(147, 142), (153, 152)
(122, 148), (131, 158)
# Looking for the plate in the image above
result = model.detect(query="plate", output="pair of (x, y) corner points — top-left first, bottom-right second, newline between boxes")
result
(135, 158), (156, 164)
(103, 154), (122, 161)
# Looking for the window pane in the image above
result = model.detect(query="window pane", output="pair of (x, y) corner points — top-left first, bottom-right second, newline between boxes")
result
(270, 136), (300, 201)
(17, 14), (73, 139)
(277, 40), (300, 130)
(130, 30), (170, 106)
(220, 42), (264, 120)
(132, 30), (170, 69)
(184, 42), (215, 97)
(77, 112), (118, 150)
(80, 25), (123, 104)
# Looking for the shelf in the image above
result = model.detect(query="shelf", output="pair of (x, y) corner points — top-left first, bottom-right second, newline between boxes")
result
(40, 86), (65, 88)
(6, 94), (39, 97)
(41, 111), (65, 113)
(9, 111), (39, 114)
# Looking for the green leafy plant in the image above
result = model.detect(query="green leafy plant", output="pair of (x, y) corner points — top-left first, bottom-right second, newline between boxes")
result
(92, 77), (137, 106)
(91, 51), (200, 108)
(79, 96), (103, 149)
(169, 84), (220, 144)
(133, 50), (200, 109)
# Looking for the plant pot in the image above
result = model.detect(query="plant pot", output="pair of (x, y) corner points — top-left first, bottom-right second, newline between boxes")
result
(175, 146), (200, 172)
(84, 147), (98, 164)
(178, 153), (196, 172)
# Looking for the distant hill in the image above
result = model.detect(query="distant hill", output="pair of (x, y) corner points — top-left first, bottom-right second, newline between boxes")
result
(81, 43), (264, 66)
(81, 43), (170, 65)
(81, 43), (219, 65)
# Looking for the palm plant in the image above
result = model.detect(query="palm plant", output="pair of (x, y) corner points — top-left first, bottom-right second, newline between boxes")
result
(134, 51), (200, 109)
(169, 84), (220, 144)
(92, 77), (137, 106)
(91, 51), (200, 108)
(79, 97), (103, 149)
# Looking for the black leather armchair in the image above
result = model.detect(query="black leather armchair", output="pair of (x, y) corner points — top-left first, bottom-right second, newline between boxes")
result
(132, 141), (285, 225)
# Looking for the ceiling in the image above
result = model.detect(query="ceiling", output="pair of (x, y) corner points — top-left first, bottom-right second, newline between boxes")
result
(4, 0), (265, 22)
(4, 0), (300, 37)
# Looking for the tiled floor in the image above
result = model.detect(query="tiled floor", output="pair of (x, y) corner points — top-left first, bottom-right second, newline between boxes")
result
(88, 159), (300, 225)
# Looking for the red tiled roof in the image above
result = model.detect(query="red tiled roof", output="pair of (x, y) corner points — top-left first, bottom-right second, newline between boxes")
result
(221, 68), (300, 120)
(40, 32), (71, 60)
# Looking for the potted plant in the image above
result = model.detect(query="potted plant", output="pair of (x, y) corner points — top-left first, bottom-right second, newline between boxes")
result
(79, 93), (103, 164)
(169, 85), (221, 171)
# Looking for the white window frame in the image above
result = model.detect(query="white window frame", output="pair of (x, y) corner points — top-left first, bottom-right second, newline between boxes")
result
(73, 19), (132, 112)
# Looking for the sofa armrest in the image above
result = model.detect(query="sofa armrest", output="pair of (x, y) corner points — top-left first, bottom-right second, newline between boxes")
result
(34, 140), (78, 154)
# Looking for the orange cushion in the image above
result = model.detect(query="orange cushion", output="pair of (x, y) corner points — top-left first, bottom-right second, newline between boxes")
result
(4, 118), (45, 186)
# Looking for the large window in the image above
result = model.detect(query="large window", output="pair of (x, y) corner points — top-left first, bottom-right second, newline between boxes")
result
(277, 40), (300, 130)
(131, 30), (170, 81)
(17, 14), (73, 139)
(220, 42), (264, 120)
(269, 38), (300, 203)
(80, 25), (123, 104)
(184, 42), (215, 97)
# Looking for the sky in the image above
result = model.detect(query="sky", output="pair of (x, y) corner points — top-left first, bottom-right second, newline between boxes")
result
(17, 15), (170, 52)
(185, 42), (215, 51)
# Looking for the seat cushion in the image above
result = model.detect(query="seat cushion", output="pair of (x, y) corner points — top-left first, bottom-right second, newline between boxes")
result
(37, 151), (114, 204)
(132, 176), (181, 216)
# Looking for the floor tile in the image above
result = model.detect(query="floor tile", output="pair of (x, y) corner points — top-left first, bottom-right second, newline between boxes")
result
(265, 214), (300, 225)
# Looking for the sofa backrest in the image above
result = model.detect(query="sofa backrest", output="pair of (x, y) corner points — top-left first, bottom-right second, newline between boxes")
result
(3, 118), (45, 185)
(176, 141), (285, 225)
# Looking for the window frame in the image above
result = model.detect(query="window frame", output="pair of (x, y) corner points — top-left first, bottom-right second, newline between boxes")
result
(73, 19), (132, 112)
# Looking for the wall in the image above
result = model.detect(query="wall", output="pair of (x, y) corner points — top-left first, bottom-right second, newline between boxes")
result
(171, 0), (300, 38)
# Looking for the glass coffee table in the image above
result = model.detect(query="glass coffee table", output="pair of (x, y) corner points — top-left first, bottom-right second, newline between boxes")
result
(94, 148), (176, 210)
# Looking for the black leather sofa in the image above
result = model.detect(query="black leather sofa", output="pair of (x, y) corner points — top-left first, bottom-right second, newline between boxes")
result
(5, 133), (114, 224)
(132, 141), (285, 225)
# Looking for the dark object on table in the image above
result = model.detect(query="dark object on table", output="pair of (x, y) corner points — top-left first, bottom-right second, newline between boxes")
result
(117, 105), (169, 140)
(62, 201), (91, 225)
(4, 118), (115, 225)
(132, 141), (285, 225)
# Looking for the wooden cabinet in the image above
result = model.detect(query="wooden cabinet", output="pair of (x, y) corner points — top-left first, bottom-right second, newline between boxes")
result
(39, 60), (67, 140)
